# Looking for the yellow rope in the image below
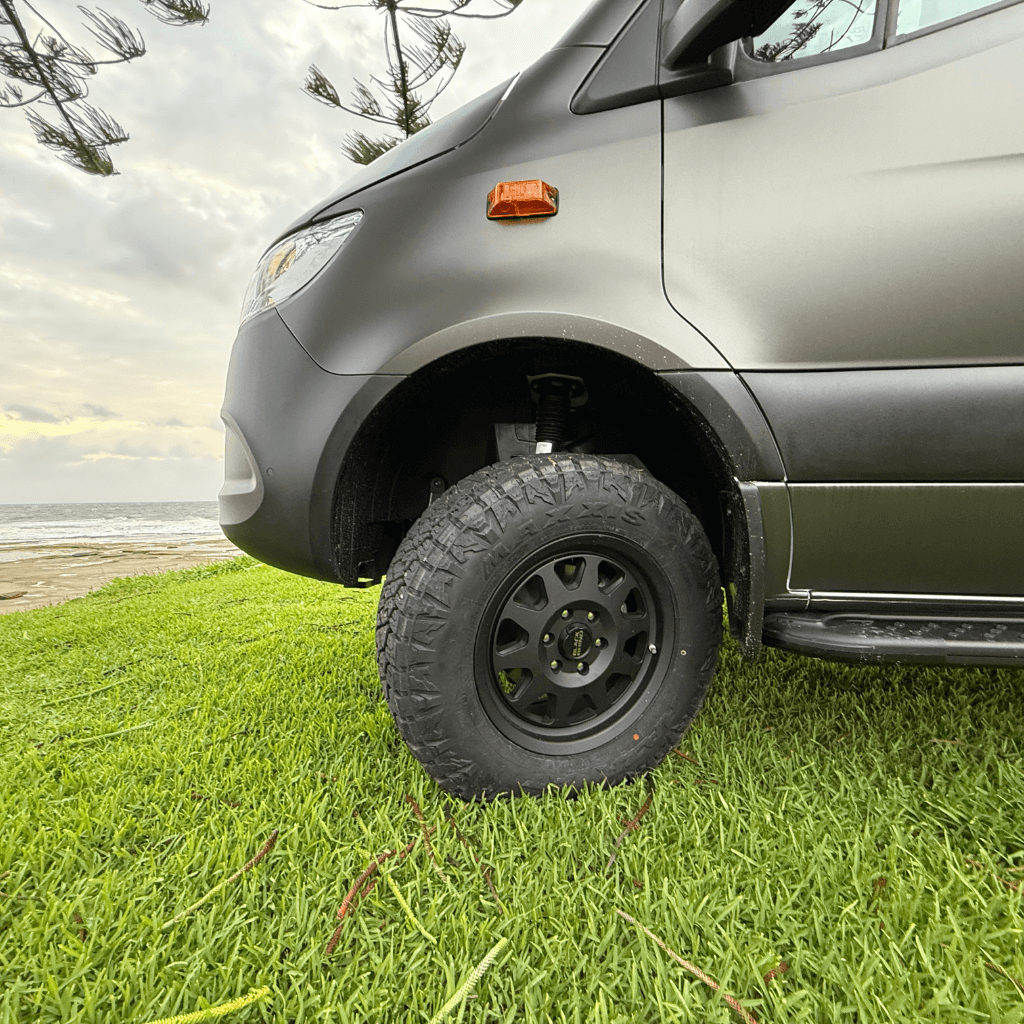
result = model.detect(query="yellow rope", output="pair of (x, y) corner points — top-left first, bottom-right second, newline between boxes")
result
(144, 986), (270, 1024)
(427, 937), (509, 1024)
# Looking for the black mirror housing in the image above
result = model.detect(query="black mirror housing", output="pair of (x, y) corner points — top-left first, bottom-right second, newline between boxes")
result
(662, 0), (793, 69)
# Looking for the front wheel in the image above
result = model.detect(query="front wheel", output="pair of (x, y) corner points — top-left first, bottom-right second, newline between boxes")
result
(375, 455), (721, 801)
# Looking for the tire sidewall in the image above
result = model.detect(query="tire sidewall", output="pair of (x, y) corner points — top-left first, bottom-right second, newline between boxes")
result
(389, 457), (721, 797)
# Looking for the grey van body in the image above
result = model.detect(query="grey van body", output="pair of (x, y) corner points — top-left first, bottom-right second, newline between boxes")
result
(220, 0), (1024, 796)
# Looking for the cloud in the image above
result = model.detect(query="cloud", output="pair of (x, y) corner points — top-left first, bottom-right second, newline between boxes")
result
(81, 403), (119, 419)
(1, 0), (589, 502)
(4, 404), (62, 423)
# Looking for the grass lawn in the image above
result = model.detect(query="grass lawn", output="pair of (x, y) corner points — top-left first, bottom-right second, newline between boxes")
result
(1, 556), (1022, 1024)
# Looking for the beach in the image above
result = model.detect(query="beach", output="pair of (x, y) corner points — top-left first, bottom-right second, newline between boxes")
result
(0, 500), (245, 613)
(0, 538), (243, 614)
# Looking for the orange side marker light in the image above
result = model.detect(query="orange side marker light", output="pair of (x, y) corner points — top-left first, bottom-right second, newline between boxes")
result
(487, 179), (559, 219)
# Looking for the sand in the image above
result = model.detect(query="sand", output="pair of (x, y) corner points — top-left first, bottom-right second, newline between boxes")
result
(0, 538), (244, 615)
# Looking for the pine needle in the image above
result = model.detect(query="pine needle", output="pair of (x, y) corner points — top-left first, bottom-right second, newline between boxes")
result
(66, 720), (156, 745)
(607, 777), (655, 870)
(385, 873), (435, 943)
(161, 830), (279, 930)
(405, 794), (453, 886)
(446, 812), (505, 914)
(614, 909), (758, 1024)
(427, 937), (509, 1024)
(984, 958), (1024, 996)
(144, 986), (270, 1024)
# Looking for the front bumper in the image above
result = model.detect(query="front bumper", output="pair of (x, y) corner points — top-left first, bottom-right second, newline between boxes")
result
(219, 309), (403, 581)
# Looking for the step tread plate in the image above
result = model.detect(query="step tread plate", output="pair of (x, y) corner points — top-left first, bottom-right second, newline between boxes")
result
(762, 612), (1024, 666)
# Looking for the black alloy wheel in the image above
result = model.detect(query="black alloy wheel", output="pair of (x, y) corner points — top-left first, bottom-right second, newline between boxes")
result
(376, 454), (722, 802)
(479, 544), (664, 752)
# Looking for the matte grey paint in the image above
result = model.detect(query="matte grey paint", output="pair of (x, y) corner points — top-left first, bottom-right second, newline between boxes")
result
(376, 311), (702, 375)
(789, 484), (1024, 595)
(276, 75), (519, 242)
(220, 0), (1024, 666)
(662, 1), (1024, 369)
(744, 367), (1024, 481)
(219, 309), (403, 581)
(274, 44), (728, 375)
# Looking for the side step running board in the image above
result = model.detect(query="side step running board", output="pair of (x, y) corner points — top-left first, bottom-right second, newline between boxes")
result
(762, 612), (1024, 666)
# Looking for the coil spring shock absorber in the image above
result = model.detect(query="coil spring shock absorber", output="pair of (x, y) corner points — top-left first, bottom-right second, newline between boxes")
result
(529, 374), (587, 454)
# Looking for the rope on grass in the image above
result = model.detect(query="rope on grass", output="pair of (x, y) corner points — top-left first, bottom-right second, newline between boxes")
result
(161, 830), (279, 931)
(427, 937), (509, 1024)
(144, 986), (270, 1024)
(614, 909), (757, 1024)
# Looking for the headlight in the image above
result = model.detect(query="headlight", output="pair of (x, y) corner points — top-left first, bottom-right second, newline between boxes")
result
(239, 211), (363, 325)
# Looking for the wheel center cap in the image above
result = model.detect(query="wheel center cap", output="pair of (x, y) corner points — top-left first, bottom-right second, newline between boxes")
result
(559, 623), (593, 660)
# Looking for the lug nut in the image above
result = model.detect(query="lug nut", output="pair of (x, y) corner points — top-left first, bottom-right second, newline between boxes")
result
(561, 609), (570, 618)
(594, 638), (603, 648)
(542, 633), (552, 643)
(577, 662), (586, 672)
(587, 611), (595, 621)
(550, 660), (559, 670)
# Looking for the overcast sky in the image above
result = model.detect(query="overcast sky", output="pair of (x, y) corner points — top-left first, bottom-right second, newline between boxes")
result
(0, 0), (590, 505)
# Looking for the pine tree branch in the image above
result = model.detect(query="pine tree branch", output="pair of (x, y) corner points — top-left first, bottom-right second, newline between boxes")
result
(0, 0), (100, 167)
(139, 0), (210, 27)
(386, 1), (412, 138)
(303, 0), (523, 162)
(79, 7), (146, 61)
(0, 84), (45, 105)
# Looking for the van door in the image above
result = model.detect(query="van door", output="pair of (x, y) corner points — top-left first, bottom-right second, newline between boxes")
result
(661, 0), (1024, 599)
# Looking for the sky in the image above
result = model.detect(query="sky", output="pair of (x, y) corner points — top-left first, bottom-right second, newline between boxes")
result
(0, 0), (591, 505)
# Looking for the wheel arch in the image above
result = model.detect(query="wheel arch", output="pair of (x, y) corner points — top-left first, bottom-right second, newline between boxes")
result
(328, 336), (786, 658)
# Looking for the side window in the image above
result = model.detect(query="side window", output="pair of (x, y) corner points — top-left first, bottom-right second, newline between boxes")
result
(748, 0), (879, 61)
(895, 0), (1009, 34)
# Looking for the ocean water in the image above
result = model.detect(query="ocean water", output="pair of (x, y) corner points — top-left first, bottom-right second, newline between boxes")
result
(0, 501), (224, 547)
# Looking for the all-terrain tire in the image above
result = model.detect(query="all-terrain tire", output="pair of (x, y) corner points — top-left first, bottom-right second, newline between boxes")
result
(375, 454), (722, 801)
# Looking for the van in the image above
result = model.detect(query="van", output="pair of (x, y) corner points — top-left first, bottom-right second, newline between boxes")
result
(220, 0), (1024, 801)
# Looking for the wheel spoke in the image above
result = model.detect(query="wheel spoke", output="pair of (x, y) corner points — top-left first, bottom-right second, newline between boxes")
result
(582, 679), (612, 714)
(505, 671), (549, 711)
(493, 645), (544, 681)
(498, 602), (549, 640)
(535, 562), (572, 604)
(549, 687), (577, 728)
(618, 612), (650, 637)
(571, 556), (607, 605)
(605, 649), (642, 681)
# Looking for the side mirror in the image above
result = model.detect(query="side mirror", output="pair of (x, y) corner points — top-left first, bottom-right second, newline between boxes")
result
(662, 0), (793, 69)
